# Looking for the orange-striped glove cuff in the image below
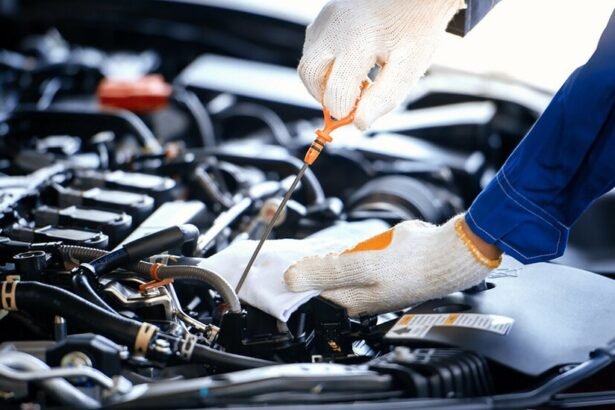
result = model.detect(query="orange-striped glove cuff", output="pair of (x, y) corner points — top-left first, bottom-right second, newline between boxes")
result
(454, 217), (502, 269)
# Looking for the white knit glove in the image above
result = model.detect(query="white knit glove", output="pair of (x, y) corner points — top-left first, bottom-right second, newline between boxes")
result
(299, 0), (465, 130)
(284, 215), (500, 316)
(197, 220), (389, 321)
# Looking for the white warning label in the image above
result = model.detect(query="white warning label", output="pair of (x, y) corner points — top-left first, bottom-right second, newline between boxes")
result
(385, 313), (514, 340)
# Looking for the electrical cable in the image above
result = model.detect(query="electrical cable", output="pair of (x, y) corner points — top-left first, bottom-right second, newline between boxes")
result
(7, 107), (163, 155)
(0, 163), (66, 190)
(194, 166), (234, 209)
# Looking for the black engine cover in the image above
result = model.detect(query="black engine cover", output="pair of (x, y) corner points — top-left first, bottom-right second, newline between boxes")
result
(385, 258), (615, 376)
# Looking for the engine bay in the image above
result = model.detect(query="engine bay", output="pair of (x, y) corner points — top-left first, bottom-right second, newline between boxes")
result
(1, 3), (615, 408)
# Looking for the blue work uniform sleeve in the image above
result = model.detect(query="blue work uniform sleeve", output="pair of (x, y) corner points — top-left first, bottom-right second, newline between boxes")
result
(466, 10), (615, 264)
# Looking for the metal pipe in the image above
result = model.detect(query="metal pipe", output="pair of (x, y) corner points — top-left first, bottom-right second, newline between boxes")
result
(0, 350), (100, 408)
(0, 363), (114, 389)
(167, 283), (209, 332)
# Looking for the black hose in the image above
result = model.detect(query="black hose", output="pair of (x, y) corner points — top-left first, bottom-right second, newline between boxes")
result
(193, 148), (325, 206)
(218, 102), (293, 147)
(71, 272), (116, 312)
(8, 281), (273, 370)
(189, 343), (273, 370)
(87, 225), (200, 276)
(492, 349), (615, 409)
(59, 245), (241, 312)
(13, 281), (143, 348)
(172, 88), (216, 148)
(171, 88), (230, 195)
(7, 107), (163, 155)
(86, 248), (130, 277)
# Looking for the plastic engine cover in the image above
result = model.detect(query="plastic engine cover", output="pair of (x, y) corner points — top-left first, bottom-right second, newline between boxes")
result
(384, 257), (615, 376)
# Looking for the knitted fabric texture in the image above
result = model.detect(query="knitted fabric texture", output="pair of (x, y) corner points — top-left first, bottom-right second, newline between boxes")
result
(284, 214), (494, 316)
(198, 220), (389, 322)
(298, 0), (465, 130)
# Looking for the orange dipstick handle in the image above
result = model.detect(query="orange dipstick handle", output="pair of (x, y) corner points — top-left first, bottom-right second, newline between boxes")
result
(304, 80), (368, 165)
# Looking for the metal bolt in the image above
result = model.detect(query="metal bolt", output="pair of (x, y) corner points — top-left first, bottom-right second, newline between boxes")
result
(60, 351), (92, 385)
(60, 351), (92, 368)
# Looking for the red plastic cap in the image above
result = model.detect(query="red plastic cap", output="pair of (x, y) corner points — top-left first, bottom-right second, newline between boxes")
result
(97, 74), (172, 113)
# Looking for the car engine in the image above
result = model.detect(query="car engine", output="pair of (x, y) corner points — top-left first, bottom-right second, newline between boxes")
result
(1, 2), (615, 409)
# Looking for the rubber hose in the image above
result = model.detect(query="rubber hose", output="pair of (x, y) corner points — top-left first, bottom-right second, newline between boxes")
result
(59, 246), (241, 313)
(12, 281), (143, 348)
(172, 88), (217, 148)
(85, 225), (200, 276)
(190, 343), (273, 370)
(218, 102), (293, 147)
(193, 148), (325, 206)
(71, 272), (116, 313)
(6, 281), (272, 370)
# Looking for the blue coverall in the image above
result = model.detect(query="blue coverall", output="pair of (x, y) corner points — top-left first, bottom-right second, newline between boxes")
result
(466, 10), (615, 263)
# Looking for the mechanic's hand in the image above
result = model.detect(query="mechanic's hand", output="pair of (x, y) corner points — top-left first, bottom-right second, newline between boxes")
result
(284, 215), (501, 317)
(298, 0), (465, 130)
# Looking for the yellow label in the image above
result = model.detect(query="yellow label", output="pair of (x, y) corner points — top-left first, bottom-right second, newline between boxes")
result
(398, 314), (414, 326)
(443, 314), (460, 326)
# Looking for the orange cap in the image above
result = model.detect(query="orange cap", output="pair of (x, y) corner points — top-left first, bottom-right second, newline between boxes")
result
(97, 74), (172, 113)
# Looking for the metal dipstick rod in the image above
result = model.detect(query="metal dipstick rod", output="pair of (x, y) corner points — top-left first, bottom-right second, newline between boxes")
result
(235, 79), (368, 295)
(235, 164), (308, 293)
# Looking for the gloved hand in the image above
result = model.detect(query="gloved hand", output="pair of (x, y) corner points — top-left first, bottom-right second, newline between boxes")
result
(299, 0), (465, 130)
(197, 220), (389, 321)
(284, 215), (501, 317)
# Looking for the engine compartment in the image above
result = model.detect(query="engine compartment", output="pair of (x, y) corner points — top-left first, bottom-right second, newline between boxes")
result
(1, 7), (615, 409)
